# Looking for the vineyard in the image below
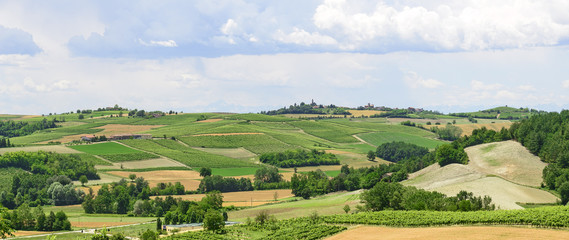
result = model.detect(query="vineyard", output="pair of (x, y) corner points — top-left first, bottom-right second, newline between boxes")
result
(179, 134), (295, 154)
(165, 218), (346, 240)
(120, 139), (256, 168)
(323, 206), (569, 228)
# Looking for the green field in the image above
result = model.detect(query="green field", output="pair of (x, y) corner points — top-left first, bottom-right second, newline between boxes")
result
(289, 121), (370, 143)
(358, 132), (445, 149)
(98, 152), (160, 162)
(211, 167), (261, 176)
(324, 170), (341, 177)
(10, 123), (105, 145)
(121, 139), (257, 168)
(73, 153), (113, 166)
(69, 142), (143, 155)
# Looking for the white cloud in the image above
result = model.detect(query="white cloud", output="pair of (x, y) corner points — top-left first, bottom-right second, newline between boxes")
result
(221, 19), (239, 35)
(274, 28), (337, 46)
(404, 71), (443, 89)
(138, 39), (178, 47)
(563, 80), (569, 88)
(313, 0), (569, 51)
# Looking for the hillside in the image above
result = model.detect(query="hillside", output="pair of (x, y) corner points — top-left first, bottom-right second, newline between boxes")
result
(404, 141), (557, 209)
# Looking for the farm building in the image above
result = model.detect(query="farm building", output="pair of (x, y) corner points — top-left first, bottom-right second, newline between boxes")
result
(81, 135), (96, 141)
(109, 134), (152, 140)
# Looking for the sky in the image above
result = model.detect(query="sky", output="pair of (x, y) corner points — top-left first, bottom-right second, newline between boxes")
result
(1, 0), (569, 114)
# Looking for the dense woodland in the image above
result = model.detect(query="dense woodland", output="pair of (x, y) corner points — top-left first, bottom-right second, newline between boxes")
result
(509, 110), (569, 203)
(0, 151), (98, 209)
(0, 118), (59, 138)
(259, 149), (340, 168)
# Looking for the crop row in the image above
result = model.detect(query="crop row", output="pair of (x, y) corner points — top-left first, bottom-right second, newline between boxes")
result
(323, 206), (569, 228)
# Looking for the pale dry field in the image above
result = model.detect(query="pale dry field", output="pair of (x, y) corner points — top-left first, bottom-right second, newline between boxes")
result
(37, 124), (165, 144)
(0, 145), (81, 154)
(466, 141), (546, 187)
(12, 230), (51, 237)
(455, 122), (512, 136)
(107, 170), (202, 190)
(196, 118), (223, 123)
(95, 157), (188, 170)
(404, 141), (557, 209)
(434, 177), (557, 210)
(326, 226), (569, 240)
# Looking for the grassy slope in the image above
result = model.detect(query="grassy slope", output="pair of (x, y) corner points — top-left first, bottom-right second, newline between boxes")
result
(358, 131), (445, 149)
(69, 142), (143, 155)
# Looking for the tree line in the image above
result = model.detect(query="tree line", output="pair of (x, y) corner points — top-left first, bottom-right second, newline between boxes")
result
(508, 110), (569, 204)
(0, 118), (58, 138)
(0, 138), (12, 148)
(1, 204), (71, 232)
(261, 102), (351, 115)
(259, 149), (340, 168)
(197, 166), (290, 193)
(360, 182), (494, 211)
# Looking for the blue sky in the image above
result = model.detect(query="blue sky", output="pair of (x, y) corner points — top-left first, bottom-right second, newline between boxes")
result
(1, 0), (569, 114)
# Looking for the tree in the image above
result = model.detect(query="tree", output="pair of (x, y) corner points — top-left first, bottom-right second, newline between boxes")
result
(0, 206), (14, 238)
(201, 191), (223, 209)
(367, 151), (376, 161)
(559, 182), (569, 205)
(199, 168), (212, 177)
(203, 209), (224, 232)
(79, 175), (88, 186)
(343, 204), (350, 214)
(140, 229), (158, 240)
(156, 218), (162, 231)
(129, 174), (137, 182)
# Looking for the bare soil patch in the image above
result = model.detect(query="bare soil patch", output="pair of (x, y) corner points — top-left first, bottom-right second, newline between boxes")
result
(0, 145), (81, 154)
(107, 170), (202, 190)
(326, 226), (569, 240)
(12, 231), (51, 237)
(192, 132), (264, 136)
(196, 119), (223, 123)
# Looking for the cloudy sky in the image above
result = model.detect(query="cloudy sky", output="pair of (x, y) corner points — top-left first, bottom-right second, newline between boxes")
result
(1, 0), (569, 114)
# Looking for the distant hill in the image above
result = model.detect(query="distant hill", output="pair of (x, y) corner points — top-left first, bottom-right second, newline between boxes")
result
(450, 106), (544, 120)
